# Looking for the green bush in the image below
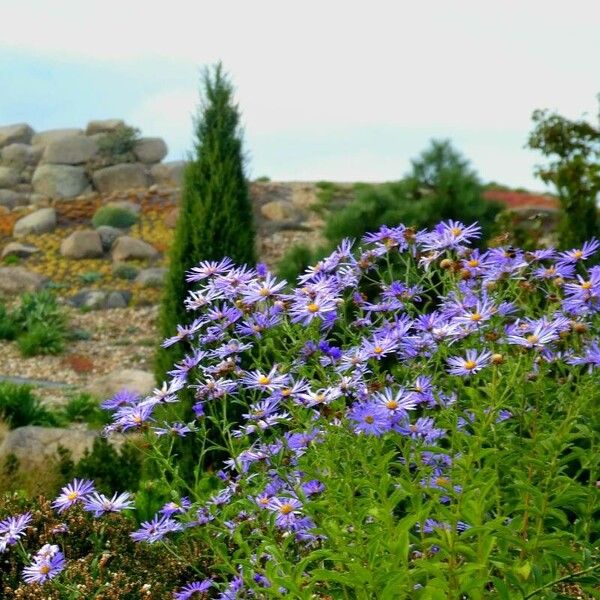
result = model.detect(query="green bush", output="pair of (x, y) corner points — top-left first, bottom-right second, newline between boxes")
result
(0, 304), (18, 341)
(0, 382), (59, 429)
(2, 255), (20, 265)
(14, 290), (66, 331)
(17, 322), (65, 356)
(92, 206), (138, 229)
(97, 125), (141, 161)
(113, 263), (139, 280)
(59, 393), (110, 427)
(78, 271), (102, 284)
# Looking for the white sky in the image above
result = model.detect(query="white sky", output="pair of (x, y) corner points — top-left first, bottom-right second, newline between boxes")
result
(2, 0), (599, 189)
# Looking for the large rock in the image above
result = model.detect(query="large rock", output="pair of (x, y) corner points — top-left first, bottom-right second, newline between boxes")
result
(0, 189), (24, 209)
(92, 163), (148, 193)
(32, 164), (89, 198)
(85, 119), (125, 135)
(68, 288), (131, 310)
(134, 137), (168, 163)
(1, 242), (39, 259)
(1, 143), (42, 166)
(88, 368), (155, 401)
(150, 161), (185, 187)
(0, 267), (48, 294)
(96, 225), (124, 251)
(0, 426), (96, 468)
(0, 166), (21, 188)
(261, 200), (299, 221)
(135, 267), (167, 287)
(31, 128), (83, 147)
(43, 136), (98, 165)
(111, 236), (159, 261)
(60, 230), (104, 258)
(13, 207), (57, 237)
(0, 123), (34, 147)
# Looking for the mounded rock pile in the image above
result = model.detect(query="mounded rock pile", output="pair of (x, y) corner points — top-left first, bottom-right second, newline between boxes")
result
(0, 120), (185, 206)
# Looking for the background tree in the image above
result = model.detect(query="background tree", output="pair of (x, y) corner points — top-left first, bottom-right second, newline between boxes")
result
(527, 99), (600, 248)
(152, 63), (256, 483)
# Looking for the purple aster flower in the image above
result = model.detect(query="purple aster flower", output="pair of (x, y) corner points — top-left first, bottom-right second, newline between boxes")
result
(130, 514), (183, 543)
(568, 341), (600, 371)
(161, 319), (205, 348)
(557, 239), (600, 264)
(100, 389), (140, 411)
(447, 349), (492, 376)
(422, 220), (481, 251)
(186, 258), (234, 282)
(242, 366), (289, 392)
(242, 273), (287, 304)
(217, 575), (244, 600)
(374, 387), (417, 419)
(174, 579), (213, 599)
(153, 422), (193, 437)
(51, 479), (95, 513)
(348, 402), (392, 436)
(289, 293), (338, 325)
(0, 512), (32, 552)
(361, 336), (399, 360)
(83, 492), (134, 517)
(267, 497), (303, 528)
(505, 320), (560, 350)
(301, 480), (325, 496)
(22, 546), (66, 584)
(160, 497), (192, 517)
(112, 402), (156, 431)
(395, 417), (445, 443)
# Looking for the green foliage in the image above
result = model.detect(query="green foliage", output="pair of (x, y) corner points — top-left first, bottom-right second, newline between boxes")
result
(59, 393), (110, 427)
(254, 175), (271, 182)
(79, 271), (102, 284)
(96, 125), (141, 162)
(0, 382), (59, 428)
(279, 140), (503, 281)
(2, 255), (20, 265)
(92, 205), (138, 229)
(113, 263), (139, 280)
(17, 322), (65, 356)
(154, 63), (256, 474)
(277, 243), (321, 284)
(0, 304), (18, 340)
(65, 437), (143, 495)
(527, 99), (600, 248)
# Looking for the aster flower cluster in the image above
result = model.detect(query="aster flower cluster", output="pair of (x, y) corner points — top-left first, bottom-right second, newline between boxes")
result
(5, 221), (598, 597)
(94, 220), (600, 595)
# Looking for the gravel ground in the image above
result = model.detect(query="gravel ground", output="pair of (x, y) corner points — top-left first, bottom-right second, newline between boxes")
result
(0, 305), (160, 406)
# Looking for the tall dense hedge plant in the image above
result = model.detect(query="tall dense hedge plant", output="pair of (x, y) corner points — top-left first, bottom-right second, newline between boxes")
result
(527, 98), (600, 249)
(154, 63), (256, 478)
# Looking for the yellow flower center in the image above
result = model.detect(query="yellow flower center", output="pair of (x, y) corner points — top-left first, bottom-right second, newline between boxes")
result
(364, 415), (375, 424)
(526, 335), (539, 344)
(470, 313), (482, 322)
(279, 503), (293, 515)
(281, 388), (292, 397)
(386, 400), (398, 410)
(467, 259), (479, 267)
(259, 287), (270, 296)
(582, 281), (592, 290)
(373, 345), (384, 354)
(307, 303), (320, 313)
(133, 415), (142, 424)
(257, 375), (271, 386)
(259, 497), (269, 505)
(39, 565), (51, 575)
(450, 227), (462, 236)
(464, 360), (477, 370)
(573, 250), (583, 259)
(67, 491), (79, 501)
(436, 477), (450, 487)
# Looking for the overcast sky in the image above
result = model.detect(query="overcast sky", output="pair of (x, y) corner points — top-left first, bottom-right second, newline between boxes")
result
(2, 0), (599, 190)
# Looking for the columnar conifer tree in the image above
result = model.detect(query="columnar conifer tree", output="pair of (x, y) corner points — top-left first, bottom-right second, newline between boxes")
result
(153, 63), (256, 477)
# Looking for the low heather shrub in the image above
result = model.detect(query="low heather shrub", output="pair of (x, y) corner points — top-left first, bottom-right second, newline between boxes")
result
(1, 220), (599, 598)
(92, 206), (138, 229)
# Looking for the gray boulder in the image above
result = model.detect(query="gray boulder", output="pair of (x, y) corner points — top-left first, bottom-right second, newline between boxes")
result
(1, 242), (39, 259)
(85, 119), (125, 135)
(0, 166), (21, 188)
(60, 230), (104, 258)
(31, 128), (83, 147)
(13, 207), (57, 237)
(1, 143), (43, 166)
(135, 267), (167, 287)
(32, 164), (89, 198)
(68, 288), (131, 311)
(43, 136), (98, 165)
(96, 225), (124, 251)
(0, 123), (34, 147)
(0, 189), (24, 209)
(92, 163), (148, 193)
(150, 160), (185, 187)
(88, 368), (155, 400)
(111, 236), (159, 261)
(0, 426), (96, 468)
(0, 267), (48, 294)
(134, 137), (168, 163)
